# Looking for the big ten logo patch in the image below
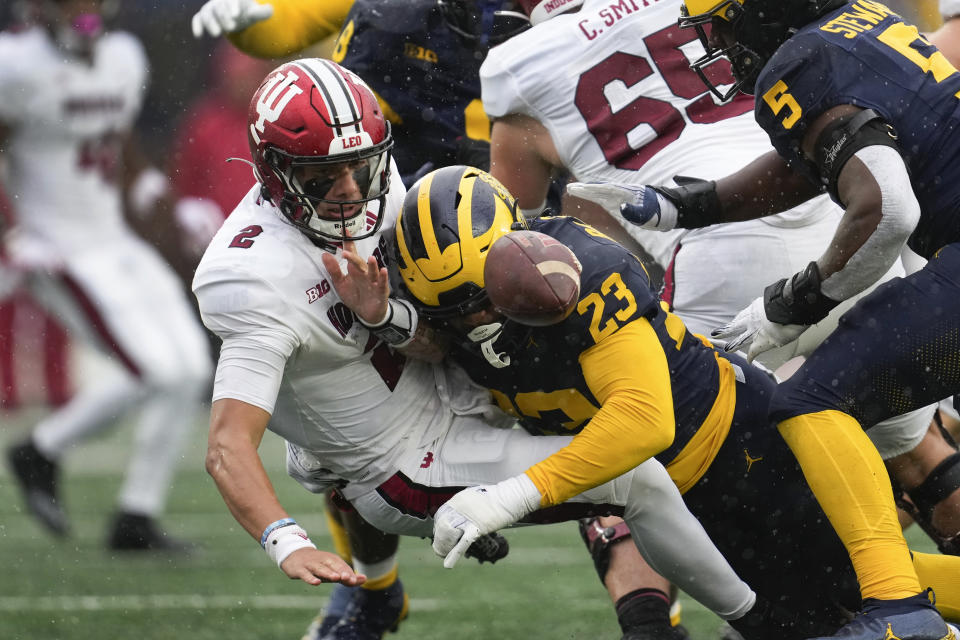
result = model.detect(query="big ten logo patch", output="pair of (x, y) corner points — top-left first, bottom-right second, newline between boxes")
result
(306, 280), (332, 304)
(404, 42), (438, 63)
(327, 302), (355, 338)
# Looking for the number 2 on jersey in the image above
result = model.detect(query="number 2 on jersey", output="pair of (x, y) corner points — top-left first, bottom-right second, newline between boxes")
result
(229, 225), (263, 249)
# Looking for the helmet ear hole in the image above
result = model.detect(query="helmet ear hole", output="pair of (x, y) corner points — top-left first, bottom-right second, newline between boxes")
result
(264, 149), (280, 168)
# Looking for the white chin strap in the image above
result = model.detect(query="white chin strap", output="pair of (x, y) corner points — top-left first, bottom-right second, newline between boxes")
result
(467, 323), (511, 369)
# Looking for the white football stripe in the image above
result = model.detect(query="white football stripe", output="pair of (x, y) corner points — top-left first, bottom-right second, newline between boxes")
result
(536, 261), (581, 282)
(293, 59), (360, 134)
(0, 594), (441, 612)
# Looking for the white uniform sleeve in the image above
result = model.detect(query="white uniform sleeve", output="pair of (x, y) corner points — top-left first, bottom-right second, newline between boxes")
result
(942, 0), (960, 19)
(0, 35), (30, 123)
(109, 32), (150, 126)
(480, 46), (531, 119)
(196, 271), (301, 414)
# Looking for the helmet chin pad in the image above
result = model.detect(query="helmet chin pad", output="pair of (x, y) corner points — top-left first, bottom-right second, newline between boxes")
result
(72, 13), (103, 36)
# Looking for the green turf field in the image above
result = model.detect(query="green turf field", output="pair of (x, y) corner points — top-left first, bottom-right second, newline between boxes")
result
(0, 411), (939, 640)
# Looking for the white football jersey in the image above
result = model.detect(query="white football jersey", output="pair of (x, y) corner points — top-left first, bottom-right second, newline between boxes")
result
(0, 27), (147, 248)
(481, 0), (832, 260)
(194, 166), (455, 499)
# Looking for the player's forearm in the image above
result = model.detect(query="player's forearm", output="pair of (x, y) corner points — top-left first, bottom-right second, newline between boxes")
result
(525, 391), (673, 505)
(227, 0), (349, 59)
(206, 432), (290, 541)
(714, 150), (822, 222)
(527, 322), (675, 505)
(206, 400), (288, 542)
(816, 147), (918, 302)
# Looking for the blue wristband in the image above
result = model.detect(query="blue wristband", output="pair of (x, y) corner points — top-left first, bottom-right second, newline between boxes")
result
(260, 517), (297, 548)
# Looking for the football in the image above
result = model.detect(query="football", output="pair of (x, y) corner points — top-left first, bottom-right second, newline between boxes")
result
(484, 230), (582, 326)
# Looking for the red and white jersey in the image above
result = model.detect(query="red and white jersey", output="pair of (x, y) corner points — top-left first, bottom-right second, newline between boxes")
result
(0, 27), (147, 248)
(481, 0), (832, 260)
(194, 165), (460, 498)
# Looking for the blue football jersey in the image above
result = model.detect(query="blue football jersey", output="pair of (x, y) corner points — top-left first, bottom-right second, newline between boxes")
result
(452, 216), (732, 469)
(754, 0), (960, 258)
(335, 0), (492, 183)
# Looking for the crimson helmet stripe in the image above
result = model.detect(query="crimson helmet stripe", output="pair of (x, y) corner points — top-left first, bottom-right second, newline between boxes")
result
(291, 59), (362, 138)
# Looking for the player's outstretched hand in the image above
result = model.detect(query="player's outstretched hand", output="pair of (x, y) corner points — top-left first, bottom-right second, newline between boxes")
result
(280, 548), (367, 587)
(432, 475), (541, 569)
(566, 182), (678, 230)
(711, 296), (808, 363)
(321, 240), (390, 325)
(191, 0), (274, 38)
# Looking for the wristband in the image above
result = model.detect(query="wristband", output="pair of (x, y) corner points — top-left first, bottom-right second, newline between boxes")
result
(260, 517), (296, 548)
(653, 175), (722, 229)
(358, 298), (419, 347)
(264, 524), (316, 567)
(763, 261), (839, 326)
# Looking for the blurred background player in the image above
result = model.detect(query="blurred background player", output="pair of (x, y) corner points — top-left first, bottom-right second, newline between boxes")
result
(1, 0), (212, 550)
(167, 38), (274, 305)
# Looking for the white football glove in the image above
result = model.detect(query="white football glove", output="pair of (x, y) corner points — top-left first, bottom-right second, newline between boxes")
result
(191, 0), (275, 38)
(711, 296), (809, 363)
(432, 475), (541, 569)
(566, 182), (678, 231)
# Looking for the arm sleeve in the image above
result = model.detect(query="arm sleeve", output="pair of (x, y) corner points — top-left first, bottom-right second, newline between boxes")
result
(0, 39), (29, 124)
(196, 271), (301, 413)
(819, 145), (920, 301)
(227, 0), (352, 59)
(623, 457), (756, 621)
(525, 319), (675, 506)
(480, 48), (531, 119)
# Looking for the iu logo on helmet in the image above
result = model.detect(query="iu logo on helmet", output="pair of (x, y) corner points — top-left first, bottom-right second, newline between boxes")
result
(250, 71), (304, 144)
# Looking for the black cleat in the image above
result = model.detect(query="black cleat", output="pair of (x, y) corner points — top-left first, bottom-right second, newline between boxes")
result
(621, 623), (691, 640)
(301, 583), (359, 640)
(7, 440), (69, 536)
(106, 512), (195, 553)
(319, 579), (409, 640)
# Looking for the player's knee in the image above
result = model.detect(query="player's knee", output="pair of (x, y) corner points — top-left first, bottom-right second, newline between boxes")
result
(578, 516), (632, 583)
